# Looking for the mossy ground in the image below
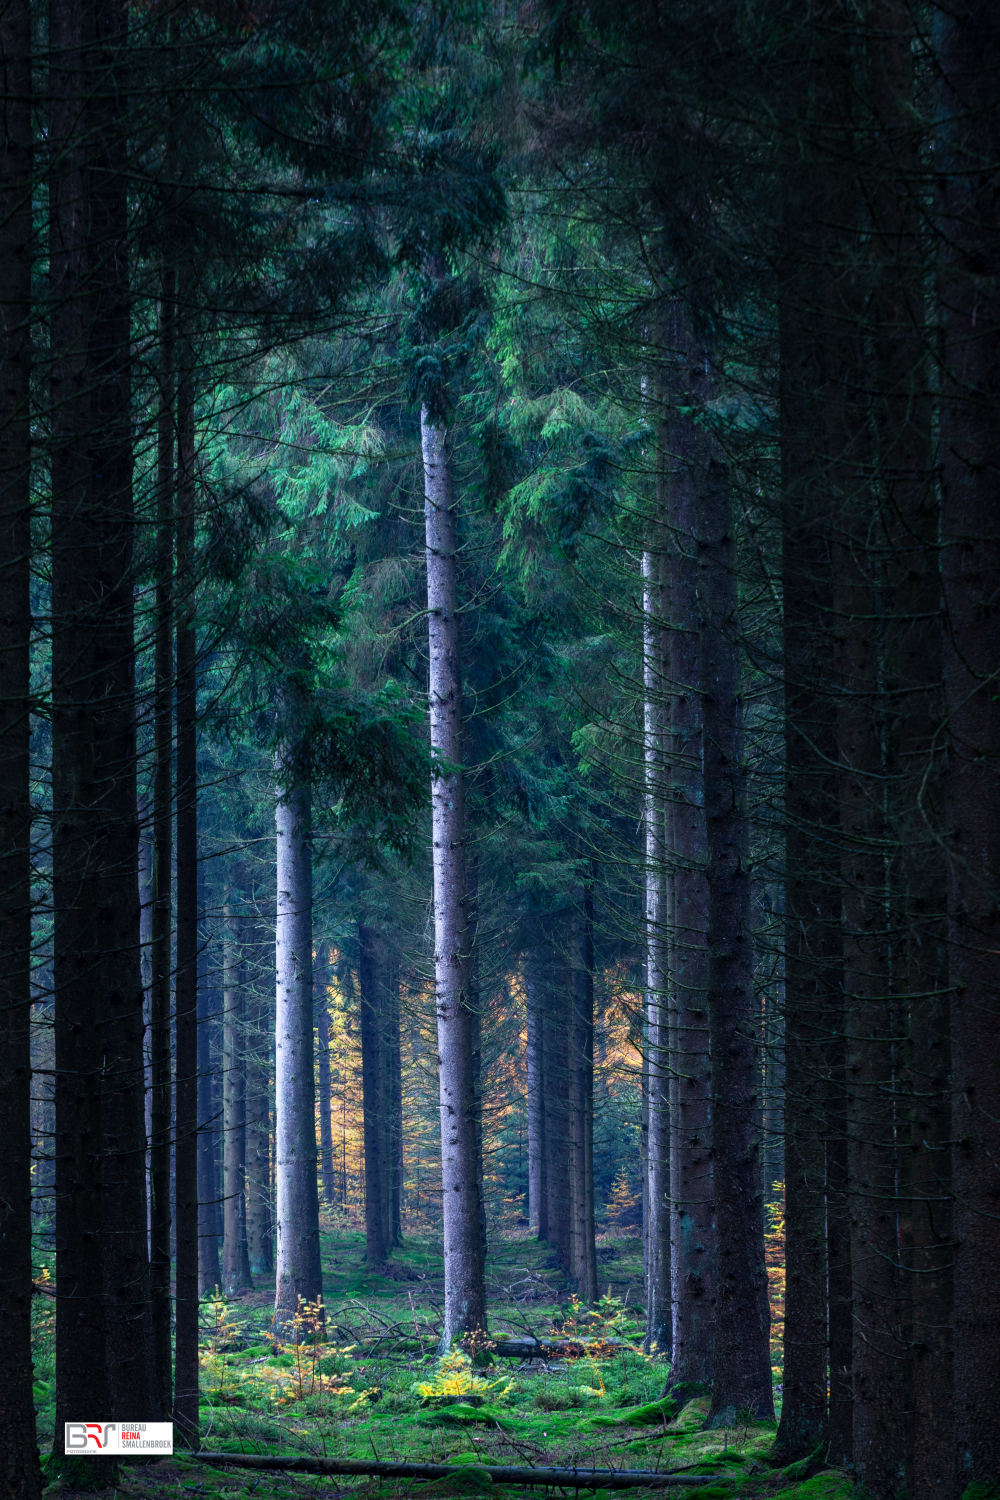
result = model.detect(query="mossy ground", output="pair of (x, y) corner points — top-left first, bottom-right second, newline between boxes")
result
(32, 1224), (847, 1500)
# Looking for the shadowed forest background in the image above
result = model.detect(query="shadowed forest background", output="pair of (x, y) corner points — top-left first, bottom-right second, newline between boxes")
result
(0, 4), (998, 1500)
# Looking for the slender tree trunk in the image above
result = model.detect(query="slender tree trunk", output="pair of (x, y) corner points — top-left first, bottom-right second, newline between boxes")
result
(543, 950), (571, 1269)
(223, 902), (252, 1293)
(246, 985), (273, 1275)
(938, 5), (1000, 1487)
(643, 531), (670, 1352)
(421, 406), (486, 1347)
(316, 944), (336, 1208)
(774, 268), (839, 1462)
(525, 959), (546, 1236)
(274, 772), (322, 1328)
(150, 265), (175, 1410)
(197, 974), (221, 1296)
(388, 954), (404, 1243)
(173, 366), (200, 1445)
(666, 376), (714, 1396)
(0, 0), (41, 1479)
(571, 902), (598, 1303)
(699, 462), (773, 1427)
(359, 921), (388, 1266)
(467, 857), (487, 1277)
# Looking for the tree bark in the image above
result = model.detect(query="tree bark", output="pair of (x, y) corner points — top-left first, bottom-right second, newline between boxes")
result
(938, 4), (1000, 1487)
(359, 921), (389, 1265)
(666, 379), (714, 1396)
(387, 952), (404, 1243)
(543, 947), (572, 1270)
(246, 984), (273, 1274)
(774, 254), (840, 1463)
(699, 462), (773, 1427)
(571, 901), (598, 1303)
(422, 405), (486, 1347)
(150, 265), (175, 1411)
(525, 957), (546, 1236)
(0, 0), (41, 1479)
(197, 974), (221, 1296)
(273, 772), (322, 1328)
(316, 944), (337, 1208)
(643, 531), (670, 1352)
(222, 901), (252, 1293)
(173, 365), (200, 1445)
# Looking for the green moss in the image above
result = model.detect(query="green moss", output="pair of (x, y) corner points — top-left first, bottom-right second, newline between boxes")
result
(962, 1486), (1000, 1500)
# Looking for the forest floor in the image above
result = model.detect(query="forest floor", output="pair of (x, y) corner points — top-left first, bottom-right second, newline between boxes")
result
(33, 1223), (848, 1500)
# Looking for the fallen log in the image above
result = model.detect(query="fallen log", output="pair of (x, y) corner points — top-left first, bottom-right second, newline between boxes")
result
(489, 1339), (623, 1360)
(193, 1452), (716, 1489)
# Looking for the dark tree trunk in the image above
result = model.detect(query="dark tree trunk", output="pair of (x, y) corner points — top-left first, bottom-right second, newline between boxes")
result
(387, 954), (404, 1243)
(273, 772), (322, 1327)
(938, 3), (1000, 1487)
(173, 368), (200, 1446)
(50, 0), (156, 1453)
(246, 985), (273, 1275)
(699, 463), (773, 1428)
(359, 922), (388, 1266)
(316, 944), (337, 1208)
(0, 0), (41, 1481)
(223, 902), (252, 1293)
(774, 262), (840, 1462)
(571, 900), (598, 1303)
(643, 529), (670, 1351)
(150, 266), (175, 1412)
(542, 948), (571, 1270)
(197, 971), (221, 1296)
(666, 371), (714, 1395)
(422, 406), (486, 1346)
(525, 957), (546, 1236)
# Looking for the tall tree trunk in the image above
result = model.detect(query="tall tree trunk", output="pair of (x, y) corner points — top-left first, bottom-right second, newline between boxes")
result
(467, 858), (488, 1278)
(699, 462), (773, 1427)
(938, 4), (1000, 1487)
(359, 921), (388, 1266)
(774, 259), (839, 1462)
(666, 373), (714, 1396)
(0, 0), (41, 1479)
(643, 530), (670, 1352)
(543, 948), (571, 1269)
(223, 901), (252, 1293)
(316, 944), (336, 1208)
(150, 265), (174, 1410)
(273, 771), (322, 1328)
(525, 958), (546, 1236)
(197, 974), (221, 1296)
(571, 901), (598, 1303)
(51, 0), (156, 1451)
(173, 365), (200, 1445)
(421, 406), (486, 1347)
(387, 952), (404, 1244)
(246, 985), (273, 1275)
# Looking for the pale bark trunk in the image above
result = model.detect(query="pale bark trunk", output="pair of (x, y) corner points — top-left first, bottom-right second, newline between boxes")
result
(422, 406), (486, 1347)
(223, 902), (252, 1293)
(0, 0), (41, 1477)
(643, 536), (670, 1353)
(273, 773), (322, 1327)
(699, 464), (773, 1427)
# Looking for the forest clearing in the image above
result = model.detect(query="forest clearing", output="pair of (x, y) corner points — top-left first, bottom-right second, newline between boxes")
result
(1, 2), (998, 1500)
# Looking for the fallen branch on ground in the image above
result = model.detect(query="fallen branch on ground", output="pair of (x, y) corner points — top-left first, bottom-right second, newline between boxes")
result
(194, 1452), (717, 1488)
